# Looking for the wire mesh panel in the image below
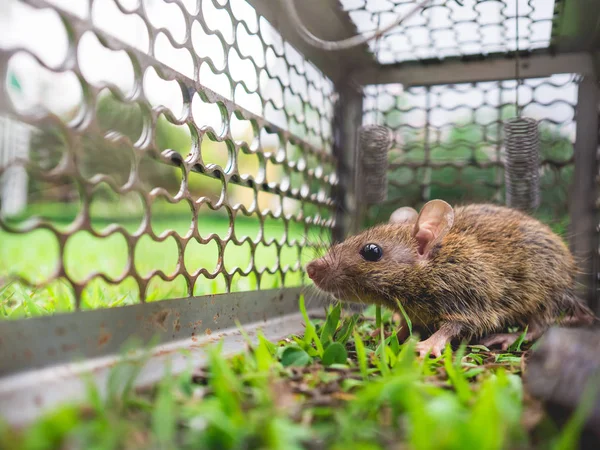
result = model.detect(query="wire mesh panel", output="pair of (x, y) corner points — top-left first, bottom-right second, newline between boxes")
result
(0, 0), (338, 316)
(363, 74), (577, 229)
(339, 0), (556, 64)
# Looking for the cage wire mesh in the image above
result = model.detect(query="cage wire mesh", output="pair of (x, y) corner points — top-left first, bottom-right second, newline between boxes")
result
(362, 74), (577, 226)
(338, 0), (556, 64)
(0, 0), (338, 313)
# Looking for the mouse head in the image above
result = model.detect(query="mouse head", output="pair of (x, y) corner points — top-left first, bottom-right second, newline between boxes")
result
(306, 200), (455, 304)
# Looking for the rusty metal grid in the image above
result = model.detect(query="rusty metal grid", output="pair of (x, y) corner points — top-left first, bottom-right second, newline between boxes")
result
(362, 73), (577, 224)
(0, 0), (338, 312)
(339, 0), (557, 65)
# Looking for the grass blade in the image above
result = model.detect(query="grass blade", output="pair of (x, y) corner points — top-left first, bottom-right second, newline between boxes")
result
(299, 295), (324, 357)
(353, 330), (368, 381)
(394, 299), (412, 337)
(320, 302), (341, 345)
(507, 326), (528, 352)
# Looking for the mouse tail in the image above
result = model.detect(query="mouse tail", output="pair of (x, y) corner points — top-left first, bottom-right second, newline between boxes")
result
(557, 291), (598, 327)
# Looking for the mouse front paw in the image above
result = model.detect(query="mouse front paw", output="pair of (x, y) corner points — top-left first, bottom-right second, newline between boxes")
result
(415, 338), (445, 358)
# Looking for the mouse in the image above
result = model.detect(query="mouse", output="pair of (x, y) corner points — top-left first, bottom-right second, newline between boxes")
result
(306, 199), (597, 357)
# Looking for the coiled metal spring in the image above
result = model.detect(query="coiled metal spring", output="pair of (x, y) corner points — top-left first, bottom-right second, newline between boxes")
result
(357, 125), (393, 205)
(504, 117), (541, 212)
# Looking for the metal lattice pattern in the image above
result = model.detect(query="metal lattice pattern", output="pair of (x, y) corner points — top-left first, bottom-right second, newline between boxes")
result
(340, 0), (556, 64)
(363, 74), (576, 224)
(0, 0), (337, 311)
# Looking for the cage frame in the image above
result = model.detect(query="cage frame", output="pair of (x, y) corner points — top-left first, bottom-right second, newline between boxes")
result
(1, 0), (599, 426)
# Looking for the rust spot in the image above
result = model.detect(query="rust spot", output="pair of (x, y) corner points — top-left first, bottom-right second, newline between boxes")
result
(155, 348), (176, 358)
(55, 327), (66, 337)
(173, 318), (181, 333)
(136, 314), (143, 321)
(191, 336), (198, 342)
(24, 349), (33, 360)
(211, 299), (215, 305)
(205, 328), (212, 336)
(117, 320), (124, 328)
(97, 330), (112, 348)
(47, 348), (57, 357)
(149, 310), (170, 331)
(189, 320), (202, 329)
(61, 343), (78, 353)
(213, 313), (219, 323)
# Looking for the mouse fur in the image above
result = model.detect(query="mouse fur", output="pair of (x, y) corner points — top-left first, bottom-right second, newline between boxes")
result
(306, 200), (597, 357)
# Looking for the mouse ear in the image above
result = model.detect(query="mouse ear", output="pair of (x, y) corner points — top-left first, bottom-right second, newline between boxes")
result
(413, 200), (454, 257)
(389, 207), (418, 224)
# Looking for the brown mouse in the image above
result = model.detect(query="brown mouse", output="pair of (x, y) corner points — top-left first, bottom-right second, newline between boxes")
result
(306, 199), (597, 357)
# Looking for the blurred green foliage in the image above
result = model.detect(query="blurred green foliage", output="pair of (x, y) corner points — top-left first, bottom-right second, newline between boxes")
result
(367, 104), (573, 234)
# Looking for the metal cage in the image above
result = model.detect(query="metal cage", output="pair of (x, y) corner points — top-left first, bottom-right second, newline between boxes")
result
(0, 0), (599, 425)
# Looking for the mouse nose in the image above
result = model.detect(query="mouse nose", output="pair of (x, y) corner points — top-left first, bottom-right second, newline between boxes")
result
(306, 259), (326, 284)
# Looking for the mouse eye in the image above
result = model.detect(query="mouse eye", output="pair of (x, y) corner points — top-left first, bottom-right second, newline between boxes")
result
(360, 243), (383, 262)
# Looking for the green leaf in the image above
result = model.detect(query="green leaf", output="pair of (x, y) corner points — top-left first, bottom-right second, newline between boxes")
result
(507, 326), (528, 352)
(336, 314), (358, 346)
(255, 332), (276, 372)
(378, 322), (390, 376)
(466, 353), (484, 365)
(292, 335), (309, 351)
(468, 344), (490, 352)
(320, 303), (341, 345)
(234, 319), (253, 348)
(443, 344), (471, 403)
(299, 295), (324, 357)
(386, 331), (400, 355)
(375, 305), (382, 329)
(281, 346), (311, 367)
(152, 372), (177, 447)
(394, 299), (412, 337)
(21, 404), (80, 450)
(463, 367), (485, 379)
(322, 342), (348, 366)
(495, 354), (523, 364)
(353, 331), (368, 381)
(385, 346), (397, 368)
(342, 378), (363, 391)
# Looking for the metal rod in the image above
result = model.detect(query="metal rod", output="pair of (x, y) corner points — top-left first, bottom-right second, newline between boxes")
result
(281, 0), (433, 51)
(354, 52), (597, 87)
(333, 82), (364, 239)
(570, 76), (600, 311)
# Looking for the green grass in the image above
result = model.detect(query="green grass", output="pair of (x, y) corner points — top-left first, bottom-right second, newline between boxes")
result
(0, 300), (583, 450)
(0, 199), (570, 320)
(0, 202), (326, 319)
